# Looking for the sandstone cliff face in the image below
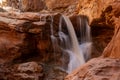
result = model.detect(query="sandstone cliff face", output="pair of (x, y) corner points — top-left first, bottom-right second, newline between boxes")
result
(5, 0), (78, 13)
(77, 0), (115, 23)
(0, 12), (47, 63)
(20, 0), (45, 12)
(102, 1), (120, 58)
(0, 12), (67, 79)
(45, 0), (77, 10)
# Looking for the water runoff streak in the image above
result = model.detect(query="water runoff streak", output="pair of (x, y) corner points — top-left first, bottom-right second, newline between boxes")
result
(78, 15), (92, 61)
(50, 15), (92, 73)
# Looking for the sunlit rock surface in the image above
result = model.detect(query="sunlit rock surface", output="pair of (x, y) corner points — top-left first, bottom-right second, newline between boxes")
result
(65, 58), (120, 80)
(102, 1), (120, 58)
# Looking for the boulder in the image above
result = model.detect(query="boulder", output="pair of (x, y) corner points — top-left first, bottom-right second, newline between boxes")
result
(16, 62), (42, 73)
(12, 62), (43, 80)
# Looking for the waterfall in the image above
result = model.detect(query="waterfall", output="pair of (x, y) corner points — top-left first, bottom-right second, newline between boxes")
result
(58, 17), (71, 50)
(50, 15), (59, 65)
(78, 15), (92, 61)
(61, 15), (85, 73)
(50, 15), (91, 73)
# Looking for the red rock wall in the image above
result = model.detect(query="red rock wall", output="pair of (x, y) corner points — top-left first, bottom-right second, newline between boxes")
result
(5, 0), (78, 12)
(103, 1), (120, 58)
(21, 0), (45, 11)
(45, 0), (78, 10)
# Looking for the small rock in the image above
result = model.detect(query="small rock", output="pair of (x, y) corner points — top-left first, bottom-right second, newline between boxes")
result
(17, 62), (42, 73)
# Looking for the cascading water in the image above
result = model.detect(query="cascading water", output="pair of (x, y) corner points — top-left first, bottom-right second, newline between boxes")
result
(61, 15), (85, 73)
(50, 15), (59, 65)
(78, 15), (92, 61)
(50, 15), (92, 73)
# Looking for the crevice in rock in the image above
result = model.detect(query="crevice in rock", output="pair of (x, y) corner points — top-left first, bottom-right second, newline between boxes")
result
(91, 23), (114, 58)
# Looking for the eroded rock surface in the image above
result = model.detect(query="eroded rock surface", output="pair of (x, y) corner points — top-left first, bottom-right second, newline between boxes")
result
(65, 58), (120, 80)
(102, 1), (120, 58)
(0, 12), (68, 80)
(0, 62), (43, 80)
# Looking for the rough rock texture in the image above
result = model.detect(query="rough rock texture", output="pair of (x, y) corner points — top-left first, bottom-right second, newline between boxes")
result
(0, 12), (67, 80)
(6, 0), (18, 8)
(5, 0), (45, 11)
(16, 62), (42, 73)
(91, 25), (113, 58)
(0, 62), (43, 80)
(65, 58), (120, 80)
(0, 12), (62, 64)
(20, 0), (45, 12)
(77, 0), (115, 23)
(0, 12), (49, 63)
(76, 0), (119, 57)
(102, 1), (120, 58)
(12, 62), (43, 80)
(3, 0), (78, 13)
(45, 0), (78, 10)
(0, 12), (41, 63)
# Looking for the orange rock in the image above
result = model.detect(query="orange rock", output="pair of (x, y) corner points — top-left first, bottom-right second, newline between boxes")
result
(65, 58), (120, 80)
(102, 1), (120, 58)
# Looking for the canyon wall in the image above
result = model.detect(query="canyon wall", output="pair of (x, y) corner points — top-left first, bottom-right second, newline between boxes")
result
(77, 0), (120, 58)
(70, 0), (115, 58)
(102, 1), (120, 58)
(0, 0), (119, 80)
(5, 0), (78, 13)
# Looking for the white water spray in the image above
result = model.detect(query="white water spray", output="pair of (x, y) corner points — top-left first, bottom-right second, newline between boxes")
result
(50, 15), (92, 73)
(62, 15), (85, 73)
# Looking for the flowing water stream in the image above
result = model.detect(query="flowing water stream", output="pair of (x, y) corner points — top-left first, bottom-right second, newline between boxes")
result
(50, 15), (92, 73)
(78, 15), (92, 61)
